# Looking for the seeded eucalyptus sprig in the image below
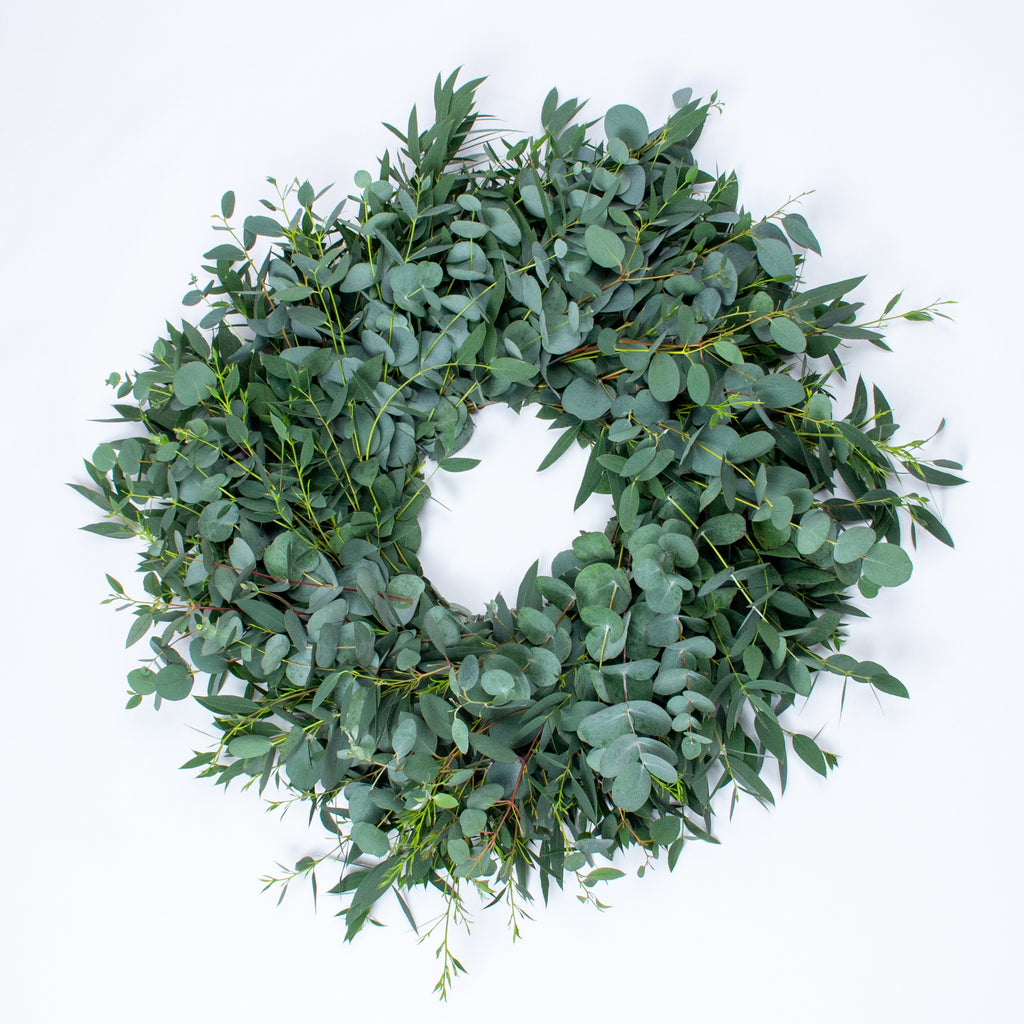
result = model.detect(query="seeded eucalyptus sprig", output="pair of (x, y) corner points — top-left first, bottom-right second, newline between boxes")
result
(76, 70), (963, 996)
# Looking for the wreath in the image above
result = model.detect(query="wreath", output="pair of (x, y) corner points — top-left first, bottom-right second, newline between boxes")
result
(77, 71), (963, 994)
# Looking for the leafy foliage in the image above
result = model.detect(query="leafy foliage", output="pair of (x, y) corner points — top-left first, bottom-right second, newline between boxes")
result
(78, 71), (962, 994)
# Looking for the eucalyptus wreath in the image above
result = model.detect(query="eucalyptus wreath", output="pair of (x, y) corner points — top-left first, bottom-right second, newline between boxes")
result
(77, 71), (963, 994)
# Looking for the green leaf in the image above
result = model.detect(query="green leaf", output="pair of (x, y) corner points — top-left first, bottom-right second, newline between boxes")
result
(154, 664), (192, 701)
(872, 674), (910, 699)
(244, 214), (285, 237)
(179, 751), (214, 770)
(584, 224), (626, 269)
(439, 457), (480, 472)
(125, 611), (152, 648)
(452, 718), (469, 755)
(605, 103), (649, 150)
(754, 714), (786, 762)
(752, 374), (804, 409)
(597, 733), (640, 778)
(229, 735), (272, 759)
(584, 867), (626, 886)
(563, 851), (587, 872)
(648, 352), (681, 402)
(173, 361), (218, 407)
(459, 808), (487, 837)
(612, 761), (651, 811)
(384, 575), (425, 625)
(906, 462), (967, 487)
(447, 838), (471, 865)
(562, 378), (613, 421)
(311, 673), (340, 710)
(195, 694), (261, 716)
(480, 206), (521, 245)
(537, 424), (581, 471)
(418, 692), (454, 742)
(769, 317), (806, 353)
(617, 481), (640, 532)
(770, 495), (794, 529)
(785, 276), (865, 315)
(671, 690), (716, 715)
(796, 509), (831, 556)
(517, 606), (555, 645)
(273, 284), (314, 301)
(727, 431), (775, 463)
(469, 730), (519, 763)
(727, 757), (775, 805)
(128, 667), (156, 695)
(289, 307), (327, 328)
(204, 243), (245, 262)
(861, 542), (913, 587)
(346, 856), (399, 929)
(353, 822), (391, 858)
(466, 783), (505, 810)
(639, 751), (678, 785)
(700, 513), (745, 545)
(686, 362), (710, 404)
(713, 340), (743, 364)
(909, 505), (954, 548)
(792, 734), (828, 776)
(753, 236), (796, 279)
(833, 525), (876, 564)
(490, 357), (539, 383)
(236, 598), (287, 635)
(577, 701), (672, 746)
(575, 561), (625, 610)
(583, 607), (626, 657)
(620, 446), (657, 478)
(481, 668), (516, 702)
(680, 735), (703, 759)
(340, 262), (376, 293)
(423, 608), (460, 658)
(220, 190), (236, 219)
(781, 213), (821, 255)
(649, 816), (682, 845)
(198, 499), (238, 543)
(572, 531), (615, 564)
(392, 716), (418, 760)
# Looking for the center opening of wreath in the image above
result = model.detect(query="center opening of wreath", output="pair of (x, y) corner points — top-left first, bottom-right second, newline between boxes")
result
(417, 404), (615, 612)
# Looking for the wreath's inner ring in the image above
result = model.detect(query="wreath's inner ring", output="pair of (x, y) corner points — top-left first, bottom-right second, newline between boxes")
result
(417, 403), (614, 613)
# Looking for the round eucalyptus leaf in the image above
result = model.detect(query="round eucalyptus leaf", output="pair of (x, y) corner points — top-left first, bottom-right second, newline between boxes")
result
(862, 542), (914, 587)
(154, 664), (192, 701)
(612, 761), (651, 812)
(604, 103), (649, 150)
(833, 525), (877, 564)
(796, 508), (831, 555)
(769, 316), (806, 353)
(173, 361), (218, 407)
(584, 224), (626, 269)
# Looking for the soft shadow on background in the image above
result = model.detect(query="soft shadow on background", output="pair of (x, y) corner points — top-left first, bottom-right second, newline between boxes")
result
(2, 2), (1019, 1020)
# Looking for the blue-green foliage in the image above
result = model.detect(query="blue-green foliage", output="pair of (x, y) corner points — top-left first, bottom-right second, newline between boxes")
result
(77, 70), (963, 991)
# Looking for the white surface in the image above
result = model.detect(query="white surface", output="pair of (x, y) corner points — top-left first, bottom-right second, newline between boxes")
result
(2, 1), (1019, 1019)
(419, 405), (615, 610)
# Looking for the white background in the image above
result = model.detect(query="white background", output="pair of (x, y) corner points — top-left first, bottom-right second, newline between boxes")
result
(3, 1), (1019, 1019)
